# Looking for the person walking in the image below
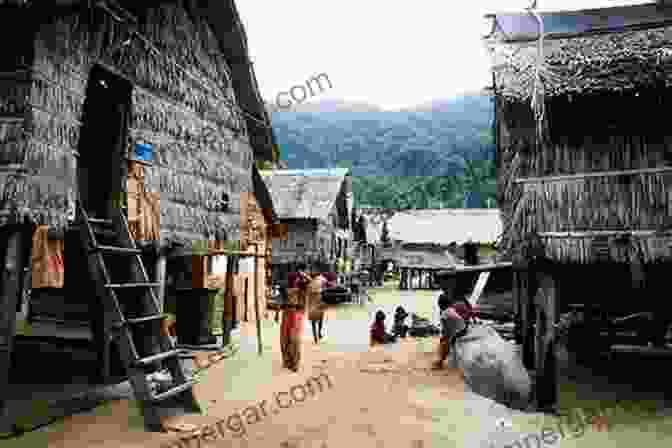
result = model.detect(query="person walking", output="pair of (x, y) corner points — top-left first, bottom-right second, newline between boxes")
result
(307, 270), (327, 344)
(281, 263), (309, 371)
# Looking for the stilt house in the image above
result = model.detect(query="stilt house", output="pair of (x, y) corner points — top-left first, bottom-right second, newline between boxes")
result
(0, 0), (277, 431)
(485, 2), (672, 410)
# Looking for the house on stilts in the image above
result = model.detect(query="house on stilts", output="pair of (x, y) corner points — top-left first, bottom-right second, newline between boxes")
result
(0, 0), (278, 431)
(485, 2), (672, 411)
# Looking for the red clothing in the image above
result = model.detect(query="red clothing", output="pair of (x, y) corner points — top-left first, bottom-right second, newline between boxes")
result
(451, 302), (476, 320)
(371, 320), (386, 343)
(288, 272), (309, 289)
(323, 271), (338, 288)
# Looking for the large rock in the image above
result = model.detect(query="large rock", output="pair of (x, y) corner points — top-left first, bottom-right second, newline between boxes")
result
(452, 323), (531, 410)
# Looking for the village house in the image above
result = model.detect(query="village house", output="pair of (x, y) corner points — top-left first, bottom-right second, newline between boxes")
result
(0, 0), (277, 431)
(261, 168), (353, 280)
(485, 1), (672, 410)
(379, 209), (503, 289)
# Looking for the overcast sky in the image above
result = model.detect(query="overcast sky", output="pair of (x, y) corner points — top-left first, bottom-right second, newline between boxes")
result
(236, 0), (651, 110)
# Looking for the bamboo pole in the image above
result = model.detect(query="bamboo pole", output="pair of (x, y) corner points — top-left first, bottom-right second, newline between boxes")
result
(252, 244), (263, 356)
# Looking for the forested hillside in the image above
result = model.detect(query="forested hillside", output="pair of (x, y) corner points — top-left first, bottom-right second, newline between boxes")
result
(268, 94), (497, 209)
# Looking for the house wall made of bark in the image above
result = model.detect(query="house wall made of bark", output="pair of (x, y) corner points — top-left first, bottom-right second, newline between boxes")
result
(1, 2), (252, 242)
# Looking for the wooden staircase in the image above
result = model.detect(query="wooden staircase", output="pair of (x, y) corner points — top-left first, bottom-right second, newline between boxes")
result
(77, 202), (200, 431)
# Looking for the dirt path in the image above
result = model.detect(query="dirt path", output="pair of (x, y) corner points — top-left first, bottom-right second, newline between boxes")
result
(5, 285), (672, 447)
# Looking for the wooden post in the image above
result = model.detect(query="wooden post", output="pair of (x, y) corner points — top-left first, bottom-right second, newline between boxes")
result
(154, 248), (167, 312)
(534, 270), (558, 412)
(521, 264), (536, 370)
(222, 255), (236, 345)
(253, 246), (263, 356)
(244, 278), (249, 322)
(513, 269), (522, 345)
(0, 225), (29, 422)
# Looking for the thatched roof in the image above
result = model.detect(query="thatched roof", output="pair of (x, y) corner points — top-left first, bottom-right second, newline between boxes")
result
(0, 1), (276, 242)
(484, 3), (672, 101)
(260, 168), (350, 221)
(387, 209), (502, 246)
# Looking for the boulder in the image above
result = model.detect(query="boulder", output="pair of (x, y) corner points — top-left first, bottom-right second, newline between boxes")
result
(452, 324), (531, 410)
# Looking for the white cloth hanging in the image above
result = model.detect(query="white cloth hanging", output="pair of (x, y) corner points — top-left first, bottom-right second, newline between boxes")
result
(212, 255), (228, 274)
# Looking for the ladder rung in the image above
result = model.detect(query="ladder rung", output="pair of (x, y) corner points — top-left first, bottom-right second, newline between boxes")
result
(88, 218), (113, 226)
(135, 349), (182, 366)
(92, 245), (141, 255)
(105, 282), (160, 289)
(151, 380), (197, 403)
(112, 314), (167, 329)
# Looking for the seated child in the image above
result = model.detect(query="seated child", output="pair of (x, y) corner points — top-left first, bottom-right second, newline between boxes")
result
(370, 310), (397, 345)
(393, 306), (409, 338)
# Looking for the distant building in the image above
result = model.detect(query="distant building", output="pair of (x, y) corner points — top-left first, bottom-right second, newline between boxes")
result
(261, 168), (353, 277)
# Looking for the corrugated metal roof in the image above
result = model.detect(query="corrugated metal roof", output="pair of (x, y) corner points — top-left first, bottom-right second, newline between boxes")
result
(484, 2), (669, 43)
(387, 209), (502, 245)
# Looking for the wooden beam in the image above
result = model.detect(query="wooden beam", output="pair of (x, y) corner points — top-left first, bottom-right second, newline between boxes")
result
(534, 271), (558, 412)
(468, 271), (491, 307)
(539, 230), (672, 238)
(514, 166), (672, 184)
(0, 225), (29, 421)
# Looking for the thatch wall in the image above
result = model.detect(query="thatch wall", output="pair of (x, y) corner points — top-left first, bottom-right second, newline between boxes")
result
(496, 91), (672, 264)
(0, 1), (253, 242)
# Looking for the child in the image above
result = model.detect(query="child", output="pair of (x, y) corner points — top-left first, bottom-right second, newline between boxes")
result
(370, 310), (397, 345)
(393, 306), (409, 338)
(433, 268), (476, 369)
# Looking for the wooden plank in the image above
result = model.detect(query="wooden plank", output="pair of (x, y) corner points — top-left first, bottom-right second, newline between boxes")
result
(540, 230), (672, 238)
(454, 262), (513, 273)
(514, 166), (672, 184)
(468, 271), (491, 307)
(154, 253), (167, 312)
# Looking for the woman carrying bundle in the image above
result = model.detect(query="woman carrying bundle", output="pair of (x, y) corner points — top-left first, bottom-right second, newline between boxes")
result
(280, 263), (310, 371)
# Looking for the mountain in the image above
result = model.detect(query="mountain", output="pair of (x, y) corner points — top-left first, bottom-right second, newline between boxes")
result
(268, 94), (496, 209)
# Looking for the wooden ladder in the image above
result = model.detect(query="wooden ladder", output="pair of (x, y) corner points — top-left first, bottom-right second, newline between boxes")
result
(77, 202), (200, 431)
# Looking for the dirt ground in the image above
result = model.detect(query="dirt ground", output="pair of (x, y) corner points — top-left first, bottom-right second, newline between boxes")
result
(5, 285), (672, 447)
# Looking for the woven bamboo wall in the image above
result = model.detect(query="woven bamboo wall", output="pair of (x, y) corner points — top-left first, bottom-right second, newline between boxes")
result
(497, 95), (672, 264)
(0, 2), (252, 241)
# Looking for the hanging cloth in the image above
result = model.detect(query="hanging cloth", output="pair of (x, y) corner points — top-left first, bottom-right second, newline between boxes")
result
(31, 225), (65, 289)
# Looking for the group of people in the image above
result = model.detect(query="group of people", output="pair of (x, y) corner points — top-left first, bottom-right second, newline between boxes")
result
(369, 269), (479, 370)
(279, 263), (478, 372)
(277, 263), (530, 409)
